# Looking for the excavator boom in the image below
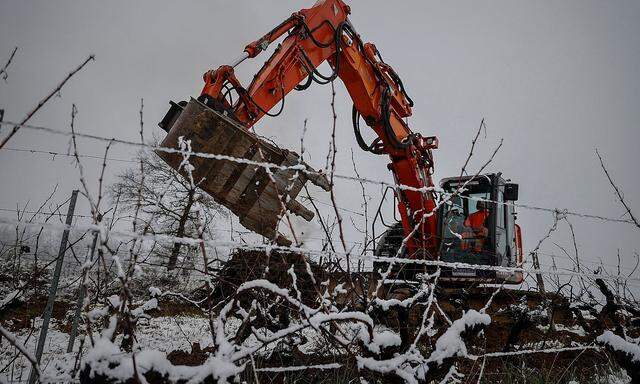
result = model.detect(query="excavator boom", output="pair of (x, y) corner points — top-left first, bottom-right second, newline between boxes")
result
(160, 0), (438, 254)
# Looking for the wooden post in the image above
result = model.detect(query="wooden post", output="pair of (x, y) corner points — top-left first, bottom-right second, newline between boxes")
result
(531, 251), (546, 294)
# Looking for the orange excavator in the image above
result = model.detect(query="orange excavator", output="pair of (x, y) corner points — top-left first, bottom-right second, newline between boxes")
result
(157, 0), (523, 284)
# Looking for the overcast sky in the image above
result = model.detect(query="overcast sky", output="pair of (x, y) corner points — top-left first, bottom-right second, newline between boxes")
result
(1, 0), (638, 280)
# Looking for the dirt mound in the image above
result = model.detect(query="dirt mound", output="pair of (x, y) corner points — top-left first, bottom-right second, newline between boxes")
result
(211, 249), (330, 307)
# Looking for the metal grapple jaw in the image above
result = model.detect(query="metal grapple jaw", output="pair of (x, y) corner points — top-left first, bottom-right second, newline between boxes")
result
(157, 98), (330, 246)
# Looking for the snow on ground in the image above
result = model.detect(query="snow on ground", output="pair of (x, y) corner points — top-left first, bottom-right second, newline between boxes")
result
(134, 316), (212, 353)
(0, 315), (213, 383)
(0, 318), (76, 383)
(537, 323), (587, 337)
(606, 370), (633, 384)
(0, 310), (364, 383)
(514, 339), (567, 351)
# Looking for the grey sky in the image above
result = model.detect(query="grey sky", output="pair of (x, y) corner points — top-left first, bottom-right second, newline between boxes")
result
(1, 1), (638, 277)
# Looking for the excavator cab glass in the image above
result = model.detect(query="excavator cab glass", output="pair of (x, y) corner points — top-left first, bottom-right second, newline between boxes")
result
(438, 174), (523, 283)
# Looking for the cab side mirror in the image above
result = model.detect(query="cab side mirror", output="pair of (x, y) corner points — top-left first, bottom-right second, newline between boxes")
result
(504, 183), (519, 201)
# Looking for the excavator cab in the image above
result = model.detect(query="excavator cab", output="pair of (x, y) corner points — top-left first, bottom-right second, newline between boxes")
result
(437, 174), (523, 284)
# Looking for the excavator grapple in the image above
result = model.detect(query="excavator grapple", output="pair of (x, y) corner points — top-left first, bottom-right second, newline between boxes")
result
(157, 98), (330, 245)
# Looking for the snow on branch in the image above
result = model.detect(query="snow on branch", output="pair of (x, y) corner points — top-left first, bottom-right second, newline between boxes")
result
(597, 331), (640, 362)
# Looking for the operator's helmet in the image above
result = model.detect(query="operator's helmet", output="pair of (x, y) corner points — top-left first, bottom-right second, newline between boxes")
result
(476, 200), (488, 211)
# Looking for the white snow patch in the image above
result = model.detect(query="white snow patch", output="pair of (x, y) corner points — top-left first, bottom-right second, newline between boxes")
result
(428, 309), (491, 364)
(597, 331), (640, 362)
(149, 286), (162, 297)
(537, 323), (586, 337)
(107, 294), (121, 309)
(131, 297), (158, 317)
(0, 290), (21, 308)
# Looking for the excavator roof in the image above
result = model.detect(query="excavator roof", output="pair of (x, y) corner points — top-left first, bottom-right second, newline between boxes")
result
(439, 173), (502, 188)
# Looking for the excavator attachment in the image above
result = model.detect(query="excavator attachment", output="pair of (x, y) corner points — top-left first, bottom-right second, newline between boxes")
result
(157, 98), (330, 245)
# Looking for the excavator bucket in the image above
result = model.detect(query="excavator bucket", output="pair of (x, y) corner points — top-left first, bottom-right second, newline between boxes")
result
(157, 98), (330, 246)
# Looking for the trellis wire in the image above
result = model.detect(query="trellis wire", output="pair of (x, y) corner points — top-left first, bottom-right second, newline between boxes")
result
(0, 120), (637, 227)
(1, 216), (638, 284)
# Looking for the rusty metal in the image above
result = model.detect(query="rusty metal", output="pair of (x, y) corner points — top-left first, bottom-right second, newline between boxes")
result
(157, 98), (330, 245)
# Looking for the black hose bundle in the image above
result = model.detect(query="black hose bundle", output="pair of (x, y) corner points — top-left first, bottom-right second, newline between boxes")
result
(220, 17), (415, 150)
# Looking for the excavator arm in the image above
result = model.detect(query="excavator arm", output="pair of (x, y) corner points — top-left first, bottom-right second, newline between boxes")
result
(161, 0), (440, 256)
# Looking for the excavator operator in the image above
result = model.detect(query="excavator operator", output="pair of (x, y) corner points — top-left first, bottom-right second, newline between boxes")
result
(465, 201), (490, 231)
(462, 200), (490, 252)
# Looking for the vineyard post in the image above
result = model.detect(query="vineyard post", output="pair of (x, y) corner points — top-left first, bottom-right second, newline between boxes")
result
(28, 189), (79, 384)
